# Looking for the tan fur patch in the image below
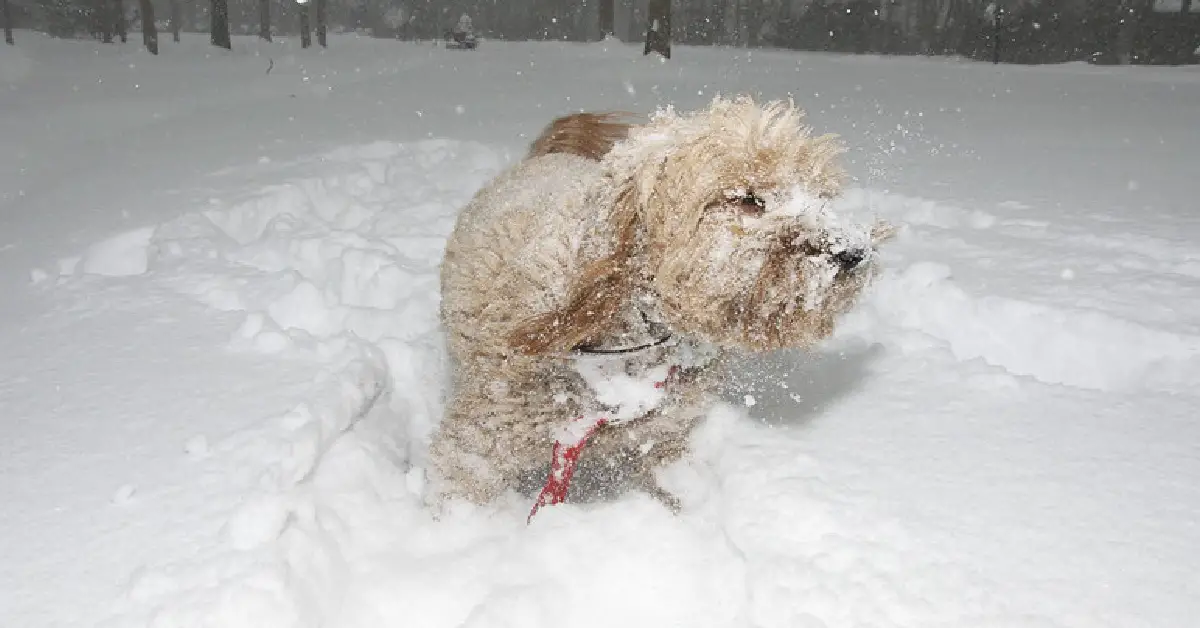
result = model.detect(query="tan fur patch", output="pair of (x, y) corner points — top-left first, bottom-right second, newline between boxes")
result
(508, 186), (640, 355)
(527, 112), (636, 162)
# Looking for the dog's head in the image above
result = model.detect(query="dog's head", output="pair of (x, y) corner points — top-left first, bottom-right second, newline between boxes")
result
(608, 95), (892, 351)
(510, 96), (892, 355)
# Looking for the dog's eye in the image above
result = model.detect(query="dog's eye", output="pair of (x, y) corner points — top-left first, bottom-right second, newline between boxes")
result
(734, 194), (765, 217)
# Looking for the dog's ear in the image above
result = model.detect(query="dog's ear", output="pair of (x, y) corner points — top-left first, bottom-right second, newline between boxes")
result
(508, 186), (641, 356)
(508, 112), (675, 356)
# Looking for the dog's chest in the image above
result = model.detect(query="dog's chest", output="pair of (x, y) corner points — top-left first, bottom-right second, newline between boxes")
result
(567, 338), (718, 423)
(571, 355), (674, 422)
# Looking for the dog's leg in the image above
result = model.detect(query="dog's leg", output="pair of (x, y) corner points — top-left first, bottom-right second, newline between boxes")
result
(581, 388), (714, 513)
(631, 441), (687, 514)
(428, 357), (574, 508)
(427, 398), (511, 506)
(625, 360), (728, 512)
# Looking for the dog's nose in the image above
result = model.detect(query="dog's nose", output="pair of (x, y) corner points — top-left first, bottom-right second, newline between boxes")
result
(832, 249), (865, 272)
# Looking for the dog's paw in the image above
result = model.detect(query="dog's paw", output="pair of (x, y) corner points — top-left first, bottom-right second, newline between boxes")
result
(639, 478), (683, 515)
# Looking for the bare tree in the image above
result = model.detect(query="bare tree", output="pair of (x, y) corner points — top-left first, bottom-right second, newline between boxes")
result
(599, 0), (614, 39)
(299, 0), (311, 48)
(939, 0), (972, 55)
(722, 0), (742, 46)
(3, 0), (13, 45)
(97, 0), (113, 42)
(211, 0), (231, 48)
(138, 0), (157, 53)
(916, 0), (937, 52)
(259, 0), (271, 41)
(1183, 0), (1197, 64)
(1115, 0), (1153, 63)
(744, 0), (767, 47)
(114, 0), (126, 42)
(170, 0), (180, 42)
(644, 0), (670, 57)
(316, 0), (327, 46)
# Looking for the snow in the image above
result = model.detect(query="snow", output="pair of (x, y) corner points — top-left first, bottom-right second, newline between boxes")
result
(78, 227), (155, 276)
(572, 357), (673, 423)
(3, 30), (1200, 628)
(550, 414), (612, 448)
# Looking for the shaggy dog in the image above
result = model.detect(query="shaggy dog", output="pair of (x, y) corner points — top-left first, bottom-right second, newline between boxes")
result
(431, 96), (892, 511)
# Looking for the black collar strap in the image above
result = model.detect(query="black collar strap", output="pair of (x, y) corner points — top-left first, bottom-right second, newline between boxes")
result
(570, 333), (674, 356)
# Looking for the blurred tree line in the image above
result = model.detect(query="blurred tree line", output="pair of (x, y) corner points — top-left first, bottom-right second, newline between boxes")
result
(5, 0), (1198, 64)
(669, 0), (1198, 65)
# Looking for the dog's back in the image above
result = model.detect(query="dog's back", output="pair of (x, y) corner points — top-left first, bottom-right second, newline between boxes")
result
(441, 112), (635, 362)
(527, 112), (634, 162)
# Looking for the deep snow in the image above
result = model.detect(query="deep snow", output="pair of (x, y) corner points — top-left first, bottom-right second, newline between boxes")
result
(2, 31), (1199, 628)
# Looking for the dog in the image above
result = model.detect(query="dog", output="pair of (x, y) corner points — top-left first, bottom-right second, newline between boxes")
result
(431, 95), (892, 511)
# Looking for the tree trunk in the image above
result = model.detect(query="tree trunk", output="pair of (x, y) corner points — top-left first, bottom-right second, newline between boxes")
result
(992, 2), (1002, 63)
(114, 0), (126, 42)
(1115, 2), (1132, 63)
(917, 0), (937, 52)
(1182, 0), (1197, 64)
(746, 0), (759, 47)
(98, 0), (113, 42)
(316, 0), (326, 47)
(1115, 0), (1152, 64)
(170, 0), (180, 42)
(258, 0), (270, 41)
(168, 0), (178, 41)
(211, 0), (231, 48)
(299, 2), (311, 48)
(599, 0), (614, 39)
(139, 0), (157, 53)
(3, 0), (13, 45)
(720, 0), (737, 46)
(727, 0), (744, 46)
(643, 0), (670, 57)
(946, 0), (970, 55)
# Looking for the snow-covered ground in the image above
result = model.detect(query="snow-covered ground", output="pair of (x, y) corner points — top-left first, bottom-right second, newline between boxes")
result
(3, 31), (1199, 628)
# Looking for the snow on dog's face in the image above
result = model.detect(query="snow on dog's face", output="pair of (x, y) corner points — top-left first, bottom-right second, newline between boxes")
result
(507, 96), (892, 357)
(607, 96), (892, 351)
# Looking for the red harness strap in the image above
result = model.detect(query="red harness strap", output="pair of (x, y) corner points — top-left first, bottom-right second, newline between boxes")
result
(527, 416), (609, 523)
(527, 366), (680, 523)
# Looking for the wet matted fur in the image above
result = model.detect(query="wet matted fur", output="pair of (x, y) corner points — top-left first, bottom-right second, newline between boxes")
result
(431, 96), (892, 509)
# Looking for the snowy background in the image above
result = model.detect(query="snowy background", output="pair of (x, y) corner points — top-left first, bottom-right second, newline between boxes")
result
(2, 32), (1200, 627)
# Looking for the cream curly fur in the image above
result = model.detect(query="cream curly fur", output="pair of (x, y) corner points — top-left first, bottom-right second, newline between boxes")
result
(432, 96), (891, 509)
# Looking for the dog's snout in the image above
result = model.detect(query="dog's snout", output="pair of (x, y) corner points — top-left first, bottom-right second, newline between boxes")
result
(832, 249), (866, 272)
